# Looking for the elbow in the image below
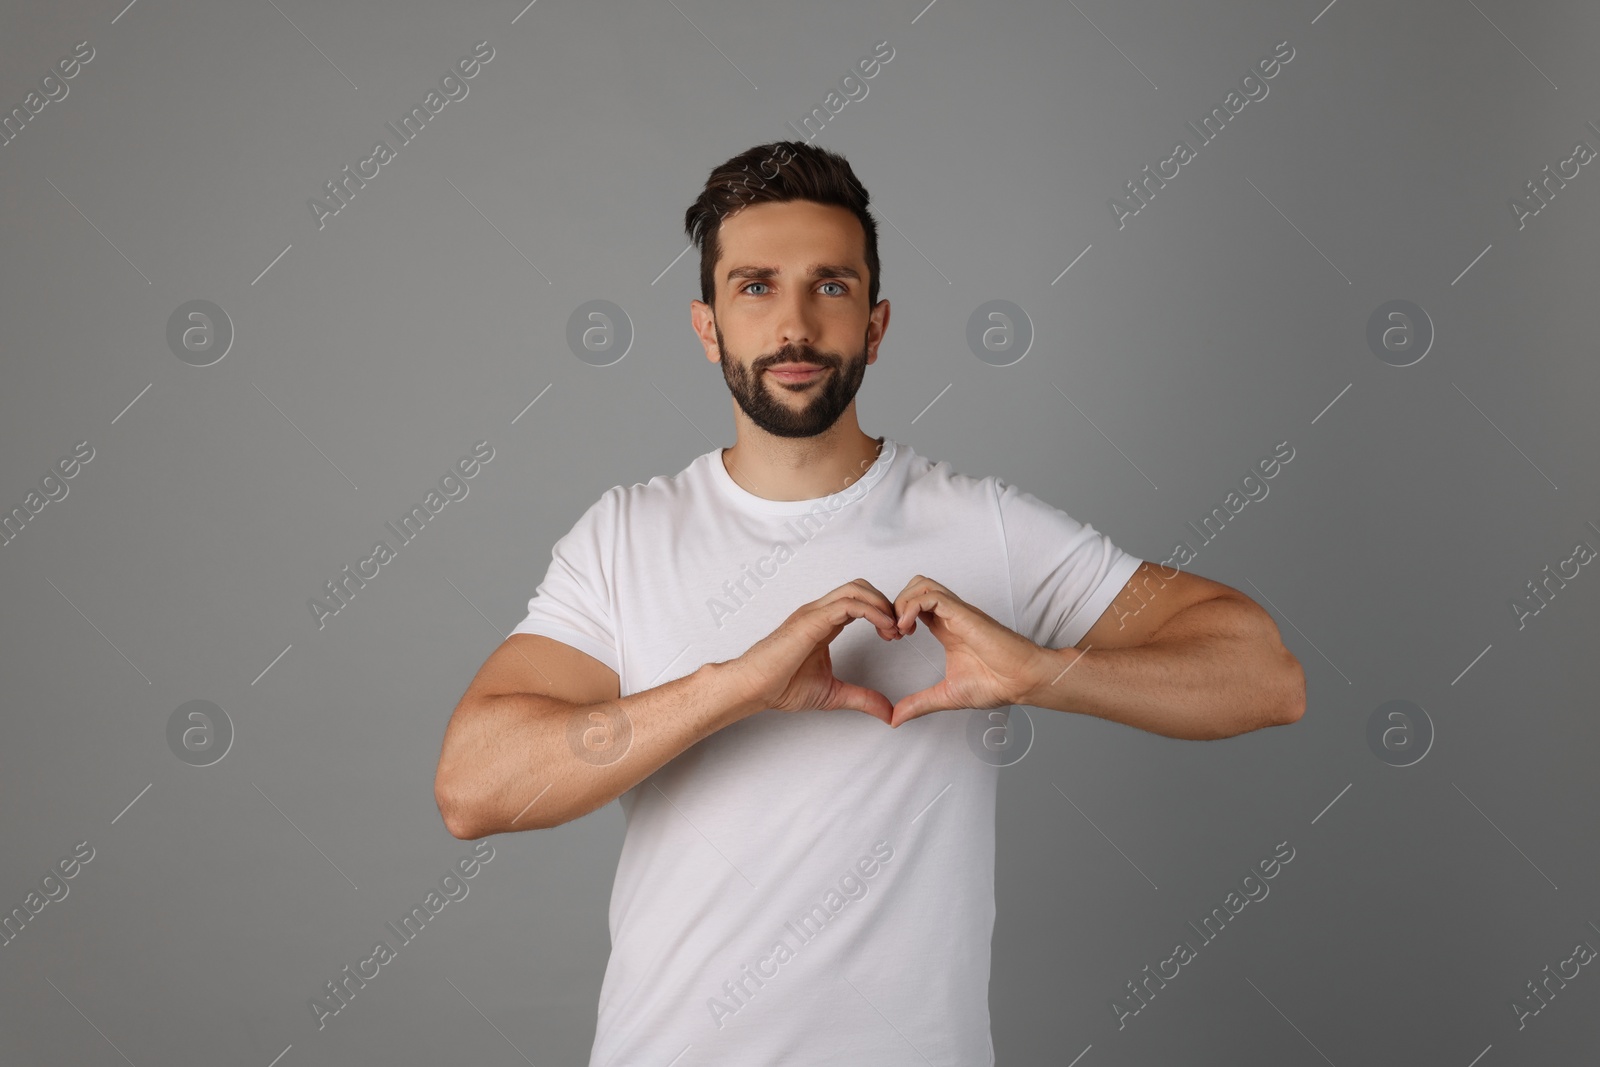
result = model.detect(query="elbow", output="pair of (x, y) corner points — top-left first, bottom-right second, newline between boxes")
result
(435, 773), (487, 840)
(1275, 651), (1307, 725)
(1221, 650), (1304, 738)
(435, 774), (559, 837)
(442, 811), (481, 841)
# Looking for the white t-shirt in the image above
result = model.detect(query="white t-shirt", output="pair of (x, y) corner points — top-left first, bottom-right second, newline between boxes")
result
(511, 437), (1141, 1067)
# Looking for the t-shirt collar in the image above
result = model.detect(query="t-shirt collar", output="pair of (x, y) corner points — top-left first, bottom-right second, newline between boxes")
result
(709, 437), (900, 516)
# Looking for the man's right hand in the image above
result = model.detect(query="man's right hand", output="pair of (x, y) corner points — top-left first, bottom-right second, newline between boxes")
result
(724, 579), (903, 724)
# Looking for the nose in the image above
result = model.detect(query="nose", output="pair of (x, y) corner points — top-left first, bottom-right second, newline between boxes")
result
(771, 289), (818, 351)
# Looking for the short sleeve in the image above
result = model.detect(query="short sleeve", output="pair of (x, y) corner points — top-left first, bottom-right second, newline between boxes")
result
(996, 479), (1143, 650)
(509, 489), (620, 675)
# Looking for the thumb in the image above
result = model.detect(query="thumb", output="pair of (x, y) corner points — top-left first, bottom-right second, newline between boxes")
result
(890, 680), (956, 728)
(825, 681), (895, 725)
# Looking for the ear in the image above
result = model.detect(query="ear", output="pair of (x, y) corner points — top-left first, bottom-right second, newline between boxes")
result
(865, 298), (889, 366)
(690, 300), (721, 364)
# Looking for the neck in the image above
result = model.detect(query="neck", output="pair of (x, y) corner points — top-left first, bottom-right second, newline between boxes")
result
(721, 418), (884, 502)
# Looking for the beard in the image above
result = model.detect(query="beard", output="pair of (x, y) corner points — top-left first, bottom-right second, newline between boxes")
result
(714, 319), (869, 439)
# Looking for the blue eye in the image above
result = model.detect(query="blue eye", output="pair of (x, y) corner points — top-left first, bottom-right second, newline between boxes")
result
(740, 280), (848, 296)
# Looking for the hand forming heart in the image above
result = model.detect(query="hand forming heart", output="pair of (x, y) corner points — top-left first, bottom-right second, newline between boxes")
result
(725, 576), (1054, 729)
(886, 575), (1050, 728)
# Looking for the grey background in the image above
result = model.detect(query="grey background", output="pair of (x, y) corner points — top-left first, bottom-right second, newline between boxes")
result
(2, 0), (1597, 1064)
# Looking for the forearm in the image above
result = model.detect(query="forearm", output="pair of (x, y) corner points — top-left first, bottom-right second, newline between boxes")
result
(439, 661), (763, 837)
(1020, 596), (1305, 740)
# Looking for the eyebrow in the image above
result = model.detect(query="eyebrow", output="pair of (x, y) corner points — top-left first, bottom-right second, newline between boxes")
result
(725, 264), (862, 286)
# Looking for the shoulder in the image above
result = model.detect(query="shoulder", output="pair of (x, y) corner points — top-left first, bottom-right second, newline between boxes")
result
(894, 443), (1004, 505)
(605, 449), (713, 517)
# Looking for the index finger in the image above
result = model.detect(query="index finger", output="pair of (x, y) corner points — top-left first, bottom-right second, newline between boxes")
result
(828, 577), (897, 615)
(812, 580), (901, 640)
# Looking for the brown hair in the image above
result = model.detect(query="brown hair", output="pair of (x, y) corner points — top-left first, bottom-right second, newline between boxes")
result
(683, 140), (881, 311)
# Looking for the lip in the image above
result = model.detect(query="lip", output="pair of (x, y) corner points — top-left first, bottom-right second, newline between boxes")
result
(767, 364), (827, 382)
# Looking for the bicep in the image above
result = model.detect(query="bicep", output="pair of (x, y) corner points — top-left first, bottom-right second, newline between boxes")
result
(436, 634), (621, 835)
(1074, 562), (1241, 651)
(459, 633), (620, 708)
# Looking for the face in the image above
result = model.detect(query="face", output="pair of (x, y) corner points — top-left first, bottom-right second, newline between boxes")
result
(694, 199), (888, 439)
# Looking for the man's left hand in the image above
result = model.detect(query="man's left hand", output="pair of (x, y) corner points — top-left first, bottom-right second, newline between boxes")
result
(888, 575), (1058, 728)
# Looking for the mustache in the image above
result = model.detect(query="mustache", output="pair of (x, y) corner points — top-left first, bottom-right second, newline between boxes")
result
(756, 350), (839, 371)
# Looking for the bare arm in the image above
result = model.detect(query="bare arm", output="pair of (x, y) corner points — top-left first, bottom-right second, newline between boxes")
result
(1019, 594), (1305, 740)
(434, 634), (763, 838)
(1024, 564), (1306, 739)
(435, 580), (908, 838)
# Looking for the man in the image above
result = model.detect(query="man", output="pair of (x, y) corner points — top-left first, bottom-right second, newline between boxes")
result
(433, 140), (1306, 1066)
